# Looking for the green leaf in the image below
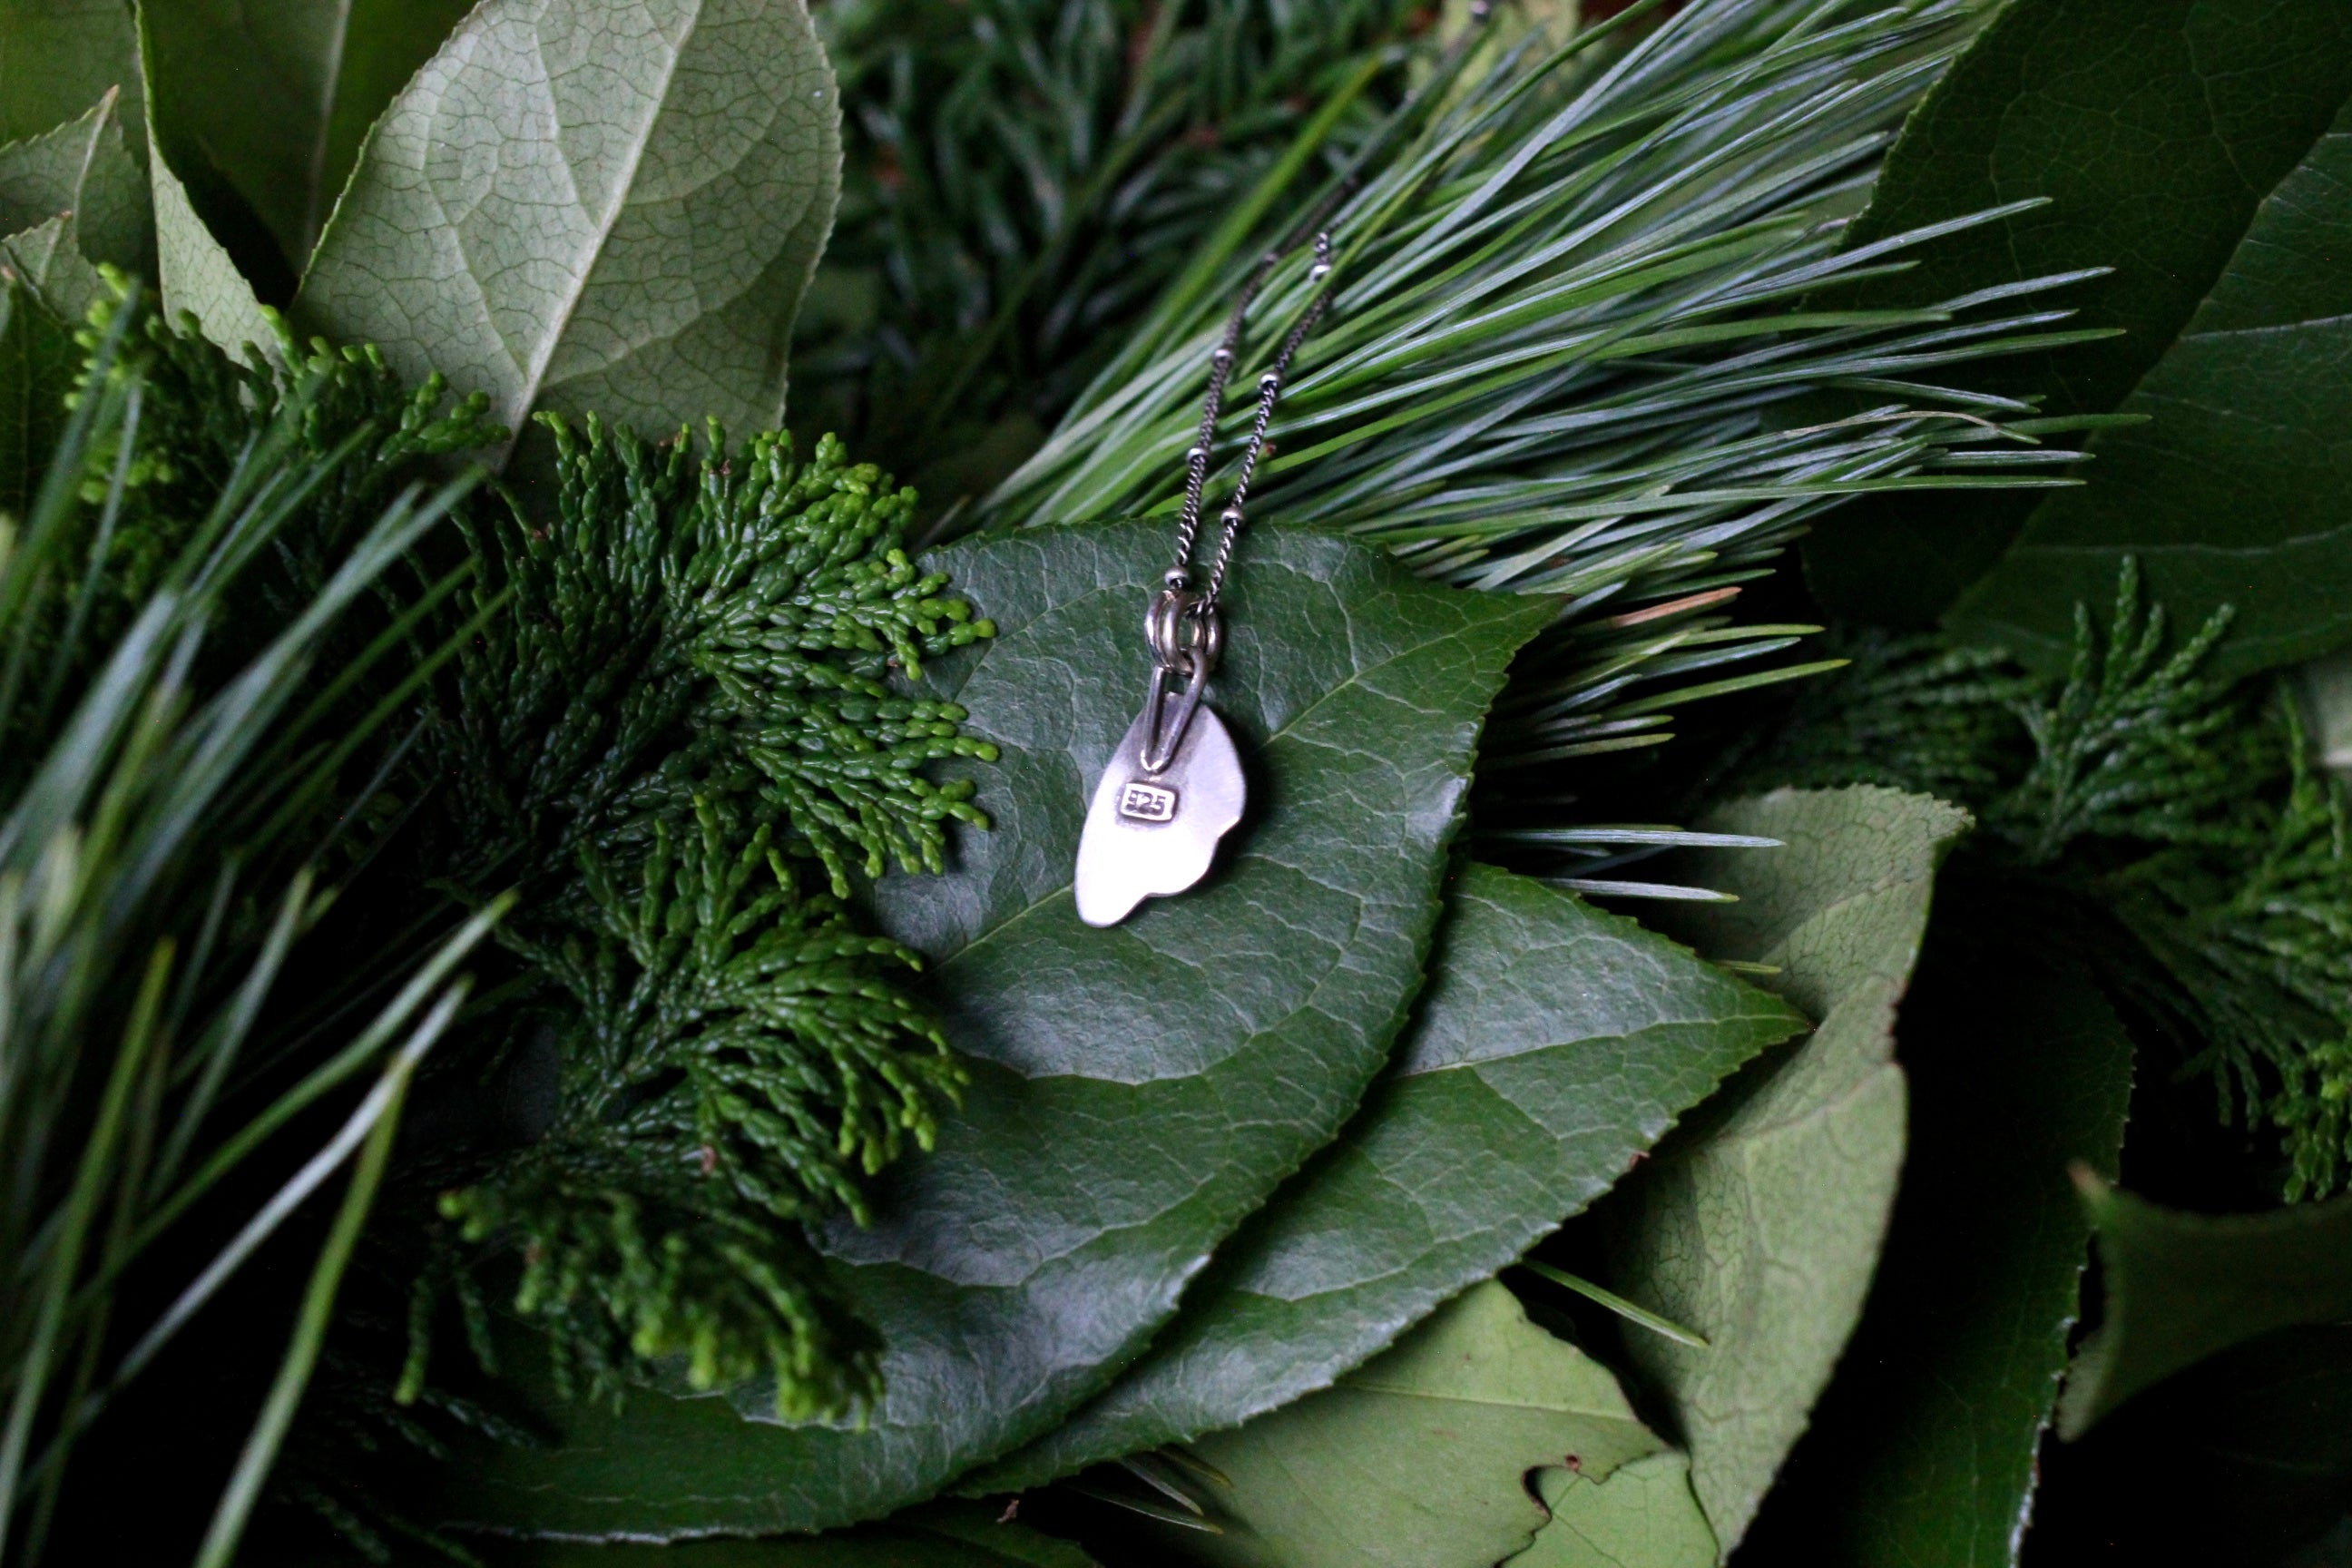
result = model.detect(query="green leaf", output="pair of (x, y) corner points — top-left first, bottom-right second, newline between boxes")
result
(1509, 1453), (1718, 1568)
(2030, 1324), (2352, 1563)
(0, 90), (145, 270)
(481, 1502), (1102, 1566)
(148, 144), (276, 361)
(295, 0), (843, 450)
(141, 0), (474, 273)
(433, 523), (1553, 1537)
(1590, 787), (1972, 1553)
(974, 863), (1806, 1491)
(1, 215), (105, 323)
(0, 277), (77, 515)
(1735, 950), (2135, 1568)
(1802, 0), (2352, 626)
(1948, 98), (2352, 680)
(0, 0), (143, 150)
(1161, 1280), (1668, 1568)
(2057, 1175), (2352, 1438)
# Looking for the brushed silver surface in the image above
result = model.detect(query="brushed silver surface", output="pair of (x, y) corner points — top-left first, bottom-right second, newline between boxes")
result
(1073, 694), (1246, 926)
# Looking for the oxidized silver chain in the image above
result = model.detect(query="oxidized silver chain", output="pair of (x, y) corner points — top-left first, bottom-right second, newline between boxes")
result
(1142, 229), (1336, 770)
(1073, 229), (1338, 926)
(1170, 230), (1338, 613)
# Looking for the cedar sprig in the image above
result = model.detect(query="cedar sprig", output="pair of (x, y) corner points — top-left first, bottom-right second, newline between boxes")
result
(680, 420), (999, 892)
(438, 795), (959, 1417)
(1990, 562), (2254, 867)
(1736, 564), (2352, 1200)
(444, 414), (995, 900)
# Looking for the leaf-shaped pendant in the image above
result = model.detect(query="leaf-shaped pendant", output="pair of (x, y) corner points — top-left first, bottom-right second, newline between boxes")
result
(1074, 687), (1246, 926)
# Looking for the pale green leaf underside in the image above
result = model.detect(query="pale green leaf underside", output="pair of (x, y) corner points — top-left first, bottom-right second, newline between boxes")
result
(1514, 1453), (1720, 1568)
(296, 0), (843, 447)
(1166, 1281), (1666, 1568)
(150, 146), (276, 362)
(1, 215), (104, 322)
(974, 863), (1803, 1491)
(0, 91), (145, 270)
(431, 523), (1552, 1538)
(1597, 786), (1971, 1553)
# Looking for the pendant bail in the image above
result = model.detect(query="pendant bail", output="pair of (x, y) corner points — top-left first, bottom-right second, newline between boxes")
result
(1141, 586), (1222, 773)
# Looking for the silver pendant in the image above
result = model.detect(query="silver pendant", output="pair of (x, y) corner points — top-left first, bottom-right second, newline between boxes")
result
(1074, 671), (1246, 927)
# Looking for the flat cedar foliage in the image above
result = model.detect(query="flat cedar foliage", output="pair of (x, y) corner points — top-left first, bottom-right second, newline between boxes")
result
(4, 1), (2351, 1566)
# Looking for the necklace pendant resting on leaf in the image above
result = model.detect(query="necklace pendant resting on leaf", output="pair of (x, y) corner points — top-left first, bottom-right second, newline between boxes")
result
(1076, 596), (1247, 926)
(1073, 230), (1337, 927)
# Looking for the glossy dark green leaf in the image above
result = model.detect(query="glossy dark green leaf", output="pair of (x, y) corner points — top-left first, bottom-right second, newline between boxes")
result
(141, 0), (475, 273)
(1736, 949), (2134, 1568)
(0, 0), (143, 150)
(0, 90), (145, 270)
(1803, 0), (2352, 626)
(974, 863), (1804, 1491)
(1591, 787), (1971, 1553)
(1156, 1281), (1670, 1568)
(435, 523), (1553, 1538)
(296, 0), (843, 449)
(1949, 99), (2352, 679)
(2057, 1176), (2352, 1438)
(2027, 1324), (2352, 1565)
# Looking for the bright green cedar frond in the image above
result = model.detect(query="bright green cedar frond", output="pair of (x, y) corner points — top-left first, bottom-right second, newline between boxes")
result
(444, 414), (995, 901)
(438, 795), (962, 1419)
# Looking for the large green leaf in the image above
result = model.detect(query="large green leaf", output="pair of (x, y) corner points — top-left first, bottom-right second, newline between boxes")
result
(141, 0), (475, 273)
(1735, 950), (2135, 1568)
(0, 91), (145, 270)
(1590, 787), (1971, 1553)
(0, 0), (143, 150)
(2056, 1176), (2352, 1438)
(1802, 0), (2352, 627)
(1511, 1454), (1718, 1568)
(295, 0), (843, 449)
(1159, 1280), (1668, 1568)
(974, 863), (1804, 1490)
(435, 523), (1553, 1537)
(1949, 98), (2352, 679)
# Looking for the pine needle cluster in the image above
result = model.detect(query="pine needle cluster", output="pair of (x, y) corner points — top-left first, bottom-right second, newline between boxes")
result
(983, 0), (2106, 823)
(0, 279), (501, 1567)
(1739, 564), (2352, 1200)
(799, 0), (1426, 506)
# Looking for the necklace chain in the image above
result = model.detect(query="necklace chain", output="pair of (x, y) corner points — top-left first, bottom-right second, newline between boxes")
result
(1162, 230), (1336, 623)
